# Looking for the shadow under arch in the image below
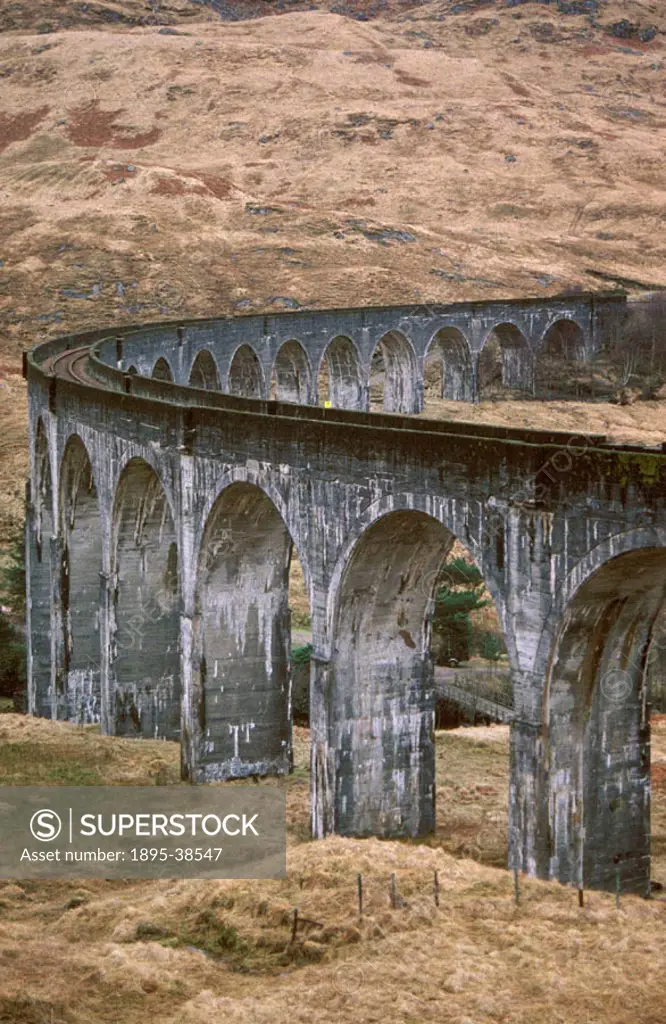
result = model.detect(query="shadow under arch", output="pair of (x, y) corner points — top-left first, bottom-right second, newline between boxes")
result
(271, 339), (312, 404)
(110, 457), (180, 740)
(152, 356), (174, 382)
(478, 322), (533, 397)
(535, 318), (587, 397)
(227, 344), (264, 398)
(189, 349), (221, 391)
(190, 481), (305, 781)
(537, 545), (666, 894)
(318, 335), (365, 410)
(424, 326), (474, 403)
(369, 329), (420, 413)
(28, 418), (54, 718)
(58, 434), (103, 724)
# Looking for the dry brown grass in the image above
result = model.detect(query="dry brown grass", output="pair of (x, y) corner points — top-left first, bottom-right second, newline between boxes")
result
(0, 714), (664, 1024)
(421, 395), (666, 447)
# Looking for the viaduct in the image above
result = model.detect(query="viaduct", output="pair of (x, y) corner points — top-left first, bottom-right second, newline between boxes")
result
(24, 291), (666, 895)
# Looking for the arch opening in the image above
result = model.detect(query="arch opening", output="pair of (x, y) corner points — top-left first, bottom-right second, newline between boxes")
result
(369, 330), (420, 414)
(192, 482), (305, 781)
(111, 459), (180, 740)
(536, 319), (587, 397)
(228, 345), (264, 398)
(478, 324), (533, 398)
(28, 420), (54, 718)
(541, 547), (666, 894)
(318, 336), (364, 410)
(325, 512), (510, 839)
(424, 328), (474, 405)
(58, 436), (103, 725)
(189, 349), (221, 391)
(151, 357), (174, 383)
(271, 340), (311, 404)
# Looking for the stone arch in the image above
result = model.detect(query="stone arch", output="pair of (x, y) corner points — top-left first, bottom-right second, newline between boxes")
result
(326, 509), (456, 837)
(536, 319), (587, 395)
(227, 344), (264, 398)
(111, 458), (180, 740)
(152, 356), (174, 382)
(58, 435), (103, 724)
(271, 340), (312, 404)
(189, 349), (221, 391)
(28, 418), (54, 718)
(532, 528), (666, 678)
(191, 481), (298, 780)
(370, 330), (420, 413)
(478, 323), (533, 397)
(318, 335), (364, 410)
(424, 327), (474, 403)
(539, 545), (666, 894)
(323, 495), (506, 644)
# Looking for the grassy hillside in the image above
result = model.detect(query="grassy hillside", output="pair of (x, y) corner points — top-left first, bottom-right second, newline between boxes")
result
(0, 713), (664, 1023)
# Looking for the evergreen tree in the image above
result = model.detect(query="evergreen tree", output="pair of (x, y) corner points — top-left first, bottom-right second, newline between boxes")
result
(431, 557), (490, 665)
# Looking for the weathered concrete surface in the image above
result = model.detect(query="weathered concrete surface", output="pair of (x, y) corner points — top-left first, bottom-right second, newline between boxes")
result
(24, 293), (666, 895)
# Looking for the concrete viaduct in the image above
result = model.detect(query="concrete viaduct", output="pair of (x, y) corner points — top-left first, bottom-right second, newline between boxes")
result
(24, 291), (666, 896)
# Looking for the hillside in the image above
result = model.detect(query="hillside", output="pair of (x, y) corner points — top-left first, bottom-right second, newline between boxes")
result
(2, 0), (665, 343)
(0, 0), (664, 540)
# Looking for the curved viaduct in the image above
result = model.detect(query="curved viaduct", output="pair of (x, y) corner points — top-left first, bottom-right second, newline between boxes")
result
(24, 292), (666, 896)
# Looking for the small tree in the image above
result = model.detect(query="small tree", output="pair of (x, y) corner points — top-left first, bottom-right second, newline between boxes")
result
(431, 558), (490, 665)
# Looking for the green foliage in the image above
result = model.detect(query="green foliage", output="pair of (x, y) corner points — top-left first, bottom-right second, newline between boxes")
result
(292, 643), (313, 666)
(432, 558), (489, 665)
(438, 557), (484, 589)
(291, 643), (312, 725)
(479, 631), (504, 662)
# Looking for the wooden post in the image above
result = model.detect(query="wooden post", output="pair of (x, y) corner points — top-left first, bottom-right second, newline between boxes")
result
(614, 858), (621, 909)
(390, 873), (397, 909)
(434, 870), (440, 908)
(513, 867), (520, 906)
(290, 907), (299, 944)
(357, 872), (363, 920)
(578, 887), (584, 908)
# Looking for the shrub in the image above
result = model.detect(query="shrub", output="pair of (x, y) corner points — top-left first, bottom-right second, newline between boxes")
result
(291, 643), (312, 725)
(478, 631), (504, 662)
